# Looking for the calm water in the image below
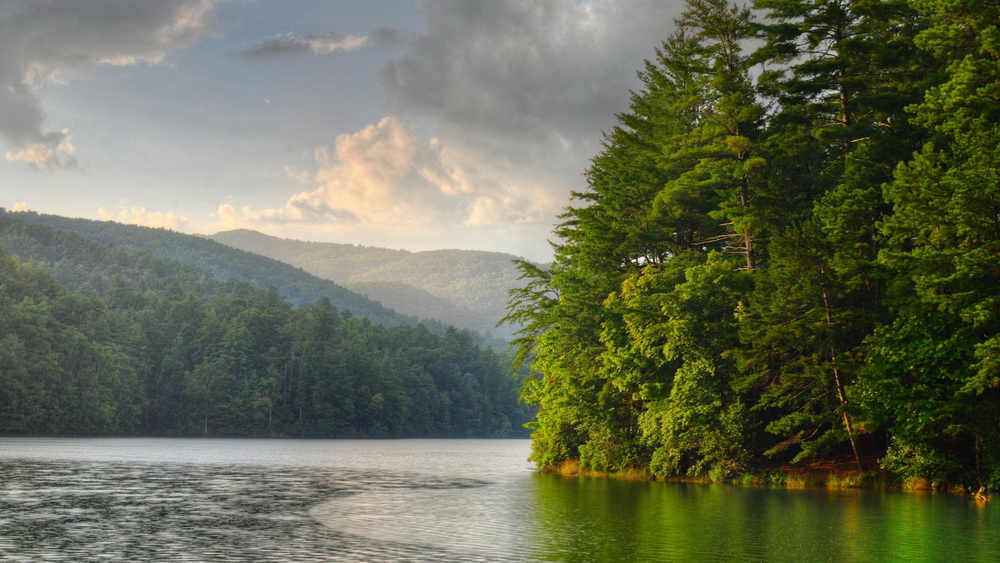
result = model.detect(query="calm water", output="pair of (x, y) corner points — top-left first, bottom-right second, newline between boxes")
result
(0, 438), (997, 561)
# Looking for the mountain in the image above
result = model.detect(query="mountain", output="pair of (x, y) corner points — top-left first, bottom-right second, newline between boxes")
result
(207, 229), (527, 339)
(207, 229), (409, 284)
(0, 210), (532, 438)
(345, 280), (487, 330)
(1, 210), (433, 330)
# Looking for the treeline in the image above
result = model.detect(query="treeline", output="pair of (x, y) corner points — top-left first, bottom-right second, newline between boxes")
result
(0, 215), (532, 437)
(507, 0), (1000, 489)
(4, 210), (425, 329)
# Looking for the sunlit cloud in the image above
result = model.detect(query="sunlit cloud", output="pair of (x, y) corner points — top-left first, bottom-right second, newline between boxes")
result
(11, 202), (29, 212)
(4, 130), (76, 169)
(377, 0), (685, 240)
(98, 206), (191, 231)
(218, 117), (535, 227)
(209, 117), (557, 254)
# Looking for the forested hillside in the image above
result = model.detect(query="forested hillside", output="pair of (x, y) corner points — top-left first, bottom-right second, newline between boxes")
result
(345, 280), (487, 332)
(0, 212), (532, 437)
(208, 229), (410, 284)
(506, 0), (1000, 492)
(4, 210), (430, 330)
(208, 230), (526, 339)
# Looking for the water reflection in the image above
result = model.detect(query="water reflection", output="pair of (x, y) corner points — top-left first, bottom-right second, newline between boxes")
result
(0, 439), (997, 561)
(526, 474), (1000, 561)
(311, 477), (535, 561)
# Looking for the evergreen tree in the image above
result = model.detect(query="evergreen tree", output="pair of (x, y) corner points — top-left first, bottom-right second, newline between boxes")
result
(862, 0), (1000, 489)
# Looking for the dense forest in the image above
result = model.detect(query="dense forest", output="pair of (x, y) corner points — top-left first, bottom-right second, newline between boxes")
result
(506, 0), (1000, 491)
(0, 213), (532, 437)
(4, 210), (432, 330)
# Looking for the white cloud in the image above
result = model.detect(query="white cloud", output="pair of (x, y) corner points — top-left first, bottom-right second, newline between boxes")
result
(211, 203), (254, 232)
(11, 202), (29, 212)
(4, 129), (76, 169)
(98, 206), (191, 231)
(214, 1), (681, 260)
(218, 117), (465, 226)
(212, 117), (555, 250)
(0, 0), (221, 168)
(377, 0), (684, 230)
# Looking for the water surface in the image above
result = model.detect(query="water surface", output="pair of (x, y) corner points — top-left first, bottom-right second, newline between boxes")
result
(0, 438), (996, 561)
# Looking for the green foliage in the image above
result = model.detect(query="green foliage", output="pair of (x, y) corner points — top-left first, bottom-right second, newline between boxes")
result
(880, 438), (960, 482)
(863, 0), (1000, 487)
(505, 0), (1000, 488)
(0, 251), (140, 434)
(0, 214), (532, 438)
(625, 254), (755, 478)
(5, 211), (420, 329)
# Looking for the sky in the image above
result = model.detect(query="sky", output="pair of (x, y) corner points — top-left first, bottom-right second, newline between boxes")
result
(0, 0), (684, 262)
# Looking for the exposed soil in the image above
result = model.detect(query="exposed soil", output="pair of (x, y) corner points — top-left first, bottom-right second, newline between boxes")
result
(781, 452), (884, 481)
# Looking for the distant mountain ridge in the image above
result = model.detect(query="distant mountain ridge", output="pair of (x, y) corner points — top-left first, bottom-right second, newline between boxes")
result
(0, 210), (532, 438)
(1, 210), (435, 331)
(207, 229), (410, 284)
(207, 229), (527, 339)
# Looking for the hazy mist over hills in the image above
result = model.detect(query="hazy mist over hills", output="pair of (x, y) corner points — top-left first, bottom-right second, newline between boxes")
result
(3, 211), (441, 332)
(1, 212), (522, 341)
(208, 229), (527, 340)
(0, 208), (531, 438)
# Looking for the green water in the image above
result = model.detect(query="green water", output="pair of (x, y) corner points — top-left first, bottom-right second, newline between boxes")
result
(528, 474), (998, 561)
(0, 438), (996, 561)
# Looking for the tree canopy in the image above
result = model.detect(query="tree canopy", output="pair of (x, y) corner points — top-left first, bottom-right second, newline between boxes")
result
(506, 0), (1000, 490)
(0, 213), (532, 438)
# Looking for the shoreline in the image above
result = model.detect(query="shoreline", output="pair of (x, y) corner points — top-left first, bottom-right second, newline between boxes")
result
(547, 459), (993, 501)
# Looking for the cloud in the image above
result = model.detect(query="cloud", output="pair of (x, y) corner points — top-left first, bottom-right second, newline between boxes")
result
(0, 0), (221, 168)
(216, 1), (682, 260)
(238, 28), (401, 57)
(213, 117), (554, 242)
(11, 202), (29, 212)
(378, 0), (684, 207)
(98, 206), (191, 231)
(5, 130), (76, 168)
(219, 117), (466, 227)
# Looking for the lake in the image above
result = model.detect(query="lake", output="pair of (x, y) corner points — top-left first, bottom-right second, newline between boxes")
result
(0, 438), (997, 561)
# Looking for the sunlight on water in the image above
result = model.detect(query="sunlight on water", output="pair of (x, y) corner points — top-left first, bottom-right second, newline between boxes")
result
(311, 475), (535, 561)
(0, 438), (997, 561)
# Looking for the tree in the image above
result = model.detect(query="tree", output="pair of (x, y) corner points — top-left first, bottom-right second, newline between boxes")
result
(736, 221), (872, 468)
(612, 252), (755, 478)
(674, 0), (766, 270)
(504, 0), (765, 474)
(867, 0), (1000, 487)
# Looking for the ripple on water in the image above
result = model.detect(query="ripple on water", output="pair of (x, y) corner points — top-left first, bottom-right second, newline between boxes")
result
(0, 460), (544, 561)
(4, 438), (995, 562)
(0, 459), (508, 561)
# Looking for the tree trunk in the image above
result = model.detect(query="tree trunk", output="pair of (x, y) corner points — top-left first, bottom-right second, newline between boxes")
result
(822, 288), (866, 472)
(739, 177), (756, 271)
